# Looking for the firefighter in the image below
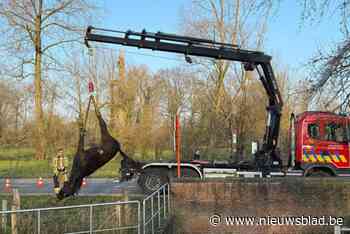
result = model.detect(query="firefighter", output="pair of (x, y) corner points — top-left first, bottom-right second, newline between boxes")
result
(53, 148), (68, 194)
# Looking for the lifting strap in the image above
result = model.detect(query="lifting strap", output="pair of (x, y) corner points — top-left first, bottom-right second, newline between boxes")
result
(81, 78), (99, 148)
(83, 95), (93, 132)
(82, 94), (99, 130)
(81, 48), (99, 148)
(81, 94), (99, 149)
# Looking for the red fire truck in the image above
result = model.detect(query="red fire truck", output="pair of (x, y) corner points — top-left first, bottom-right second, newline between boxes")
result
(84, 26), (350, 193)
(290, 111), (350, 177)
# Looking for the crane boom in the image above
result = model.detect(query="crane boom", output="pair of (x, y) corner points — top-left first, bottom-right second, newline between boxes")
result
(84, 26), (283, 171)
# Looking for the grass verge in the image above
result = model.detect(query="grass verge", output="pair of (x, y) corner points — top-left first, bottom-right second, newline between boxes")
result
(0, 194), (143, 234)
(0, 158), (121, 178)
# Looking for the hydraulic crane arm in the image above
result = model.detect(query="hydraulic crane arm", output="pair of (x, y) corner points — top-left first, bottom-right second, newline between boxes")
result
(84, 26), (283, 169)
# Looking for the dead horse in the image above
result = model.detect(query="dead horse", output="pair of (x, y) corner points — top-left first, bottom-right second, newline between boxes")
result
(57, 108), (127, 200)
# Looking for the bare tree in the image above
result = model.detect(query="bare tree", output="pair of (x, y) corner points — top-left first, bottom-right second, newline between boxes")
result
(0, 0), (96, 159)
(181, 0), (276, 156)
(0, 81), (15, 141)
(110, 50), (124, 131)
(300, 0), (350, 112)
(0, 79), (31, 146)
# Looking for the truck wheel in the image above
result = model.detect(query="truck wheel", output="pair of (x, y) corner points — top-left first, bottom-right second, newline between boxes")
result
(138, 170), (168, 194)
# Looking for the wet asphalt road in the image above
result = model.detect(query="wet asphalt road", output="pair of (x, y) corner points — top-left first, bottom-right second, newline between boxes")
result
(0, 178), (144, 195)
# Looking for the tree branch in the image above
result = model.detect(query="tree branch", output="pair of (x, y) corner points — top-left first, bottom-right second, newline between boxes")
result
(0, 8), (35, 25)
(42, 0), (75, 22)
(25, 24), (35, 44)
(42, 38), (79, 53)
(42, 21), (81, 33)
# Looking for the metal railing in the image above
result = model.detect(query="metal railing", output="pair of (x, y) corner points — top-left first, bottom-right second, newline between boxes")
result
(142, 183), (170, 234)
(0, 200), (141, 234)
(0, 183), (170, 234)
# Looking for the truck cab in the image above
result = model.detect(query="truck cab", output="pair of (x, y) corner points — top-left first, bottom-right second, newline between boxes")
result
(291, 111), (350, 176)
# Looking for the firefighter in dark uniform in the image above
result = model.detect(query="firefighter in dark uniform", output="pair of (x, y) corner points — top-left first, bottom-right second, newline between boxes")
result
(53, 148), (68, 194)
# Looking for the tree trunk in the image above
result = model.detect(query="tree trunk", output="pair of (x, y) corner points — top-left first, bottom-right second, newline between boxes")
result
(109, 79), (117, 131)
(34, 3), (45, 160)
(47, 87), (57, 150)
(14, 96), (20, 146)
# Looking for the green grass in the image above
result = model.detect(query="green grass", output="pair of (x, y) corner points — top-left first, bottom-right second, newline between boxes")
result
(0, 158), (121, 178)
(0, 147), (122, 178)
(0, 146), (245, 178)
(123, 149), (175, 161)
(88, 158), (121, 178)
(0, 148), (35, 160)
(0, 147), (78, 161)
(0, 147), (144, 178)
(0, 195), (142, 234)
(0, 160), (52, 178)
(0, 157), (121, 179)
